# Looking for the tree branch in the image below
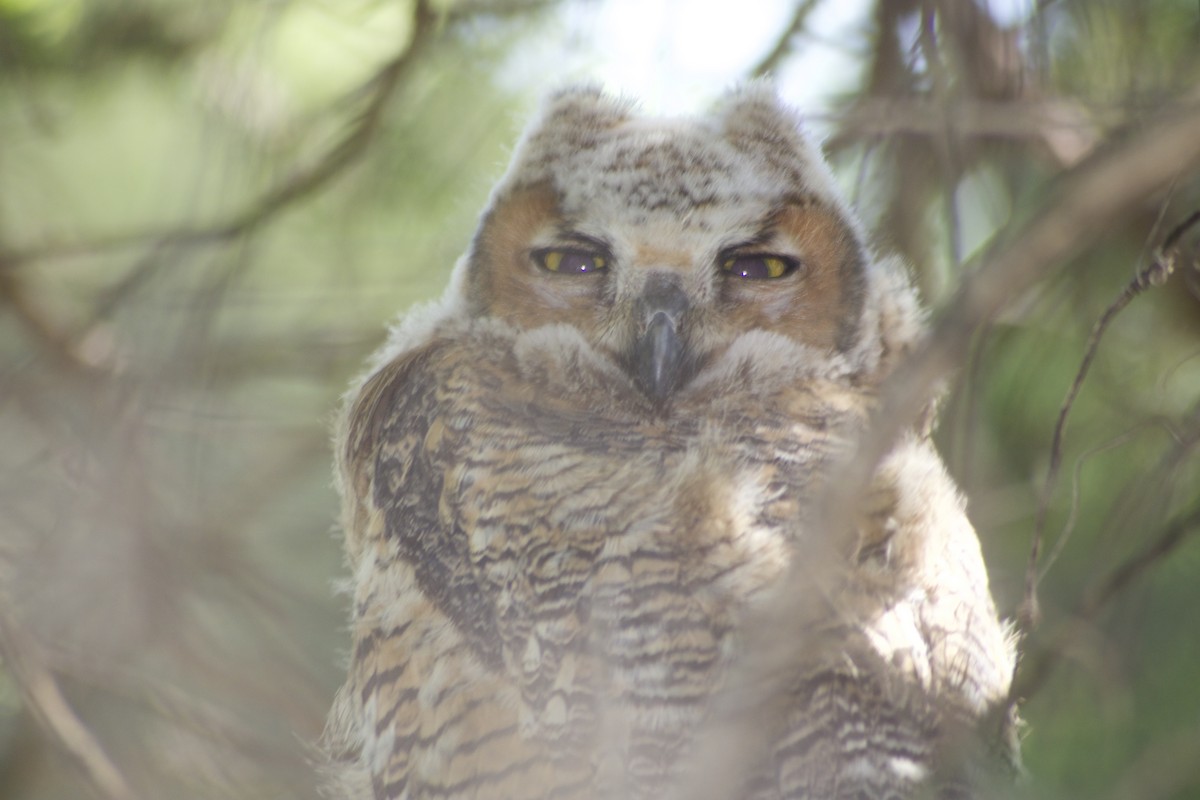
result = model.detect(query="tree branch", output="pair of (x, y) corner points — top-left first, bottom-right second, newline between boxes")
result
(825, 96), (1100, 165)
(0, 609), (140, 800)
(0, 0), (440, 275)
(749, 0), (823, 79)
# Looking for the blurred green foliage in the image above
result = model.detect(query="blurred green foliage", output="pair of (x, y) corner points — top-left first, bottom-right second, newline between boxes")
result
(1, 1), (1199, 798)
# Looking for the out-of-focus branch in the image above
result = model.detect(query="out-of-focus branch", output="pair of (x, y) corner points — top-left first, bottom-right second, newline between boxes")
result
(749, 0), (823, 78)
(0, 0), (440, 275)
(826, 97), (1099, 165)
(0, 0), (568, 278)
(0, 608), (139, 800)
(0, 271), (102, 379)
(1102, 722), (1200, 800)
(446, 0), (562, 21)
(1082, 504), (1200, 625)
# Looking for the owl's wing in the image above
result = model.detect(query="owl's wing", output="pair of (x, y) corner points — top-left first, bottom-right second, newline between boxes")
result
(342, 342), (505, 667)
(327, 340), (545, 799)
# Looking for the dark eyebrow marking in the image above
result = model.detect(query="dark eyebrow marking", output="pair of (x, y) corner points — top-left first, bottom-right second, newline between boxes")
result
(553, 228), (613, 252)
(718, 223), (778, 259)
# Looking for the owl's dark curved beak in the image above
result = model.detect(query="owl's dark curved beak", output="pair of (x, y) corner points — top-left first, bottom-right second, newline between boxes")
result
(637, 310), (684, 401)
(631, 275), (690, 403)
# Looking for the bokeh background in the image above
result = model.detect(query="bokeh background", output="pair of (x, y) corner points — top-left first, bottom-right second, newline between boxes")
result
(1, 1), (1199, 798)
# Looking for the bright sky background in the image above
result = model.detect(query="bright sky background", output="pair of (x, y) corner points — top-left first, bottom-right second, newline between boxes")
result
(562, 0), (872, 113)
(505, 0), (1036, 122)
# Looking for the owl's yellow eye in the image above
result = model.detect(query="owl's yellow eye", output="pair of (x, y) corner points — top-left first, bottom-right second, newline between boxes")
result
(535, 249), (608, 274)
(721, 254), (797, 280)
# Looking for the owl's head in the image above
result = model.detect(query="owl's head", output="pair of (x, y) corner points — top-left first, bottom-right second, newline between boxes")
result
(452, 84), (921, 403)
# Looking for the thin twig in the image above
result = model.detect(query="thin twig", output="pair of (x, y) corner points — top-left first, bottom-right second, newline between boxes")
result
(1013, 502), (1200, 701)
(1020, 208), (1200, 629)
(1040, 422), (1168, 579)
(1082, 505), (1200, 618)
(1013, 400), (1200, 702)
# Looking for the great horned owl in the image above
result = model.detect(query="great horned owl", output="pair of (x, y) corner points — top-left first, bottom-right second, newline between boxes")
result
(323, 85), (1019, 800)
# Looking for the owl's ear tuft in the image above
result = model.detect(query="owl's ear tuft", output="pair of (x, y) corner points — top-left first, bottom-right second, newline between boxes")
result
(496, 84), (636, 193)
(533, 84), (637, 139)
(714, 82), (812, 159)
(710, 82), (816, 163)
(714, 82), (851, 216)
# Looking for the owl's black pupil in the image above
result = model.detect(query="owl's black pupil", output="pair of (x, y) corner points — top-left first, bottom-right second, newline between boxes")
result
(562, 253), (596, 273)
(731, 256), (772, 279)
